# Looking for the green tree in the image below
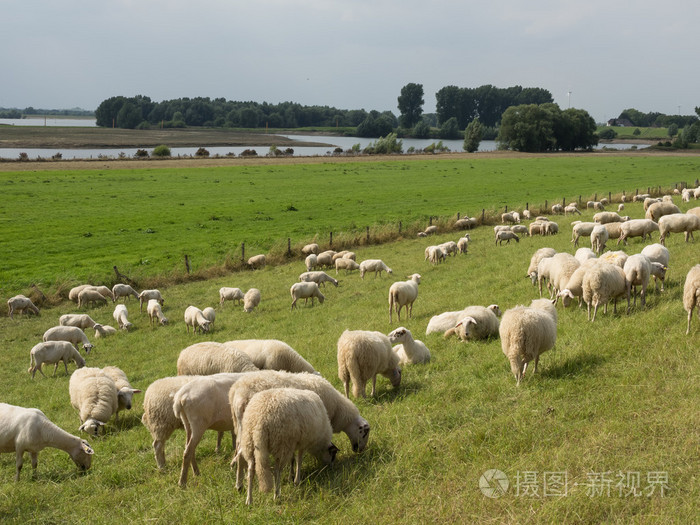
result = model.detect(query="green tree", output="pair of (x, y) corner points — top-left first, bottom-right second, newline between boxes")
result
(497, 104), (558, 152)
(413, 120), (431, 139)
(116, 101), (143, 129)
(463, 118), (483, 152)
(397, 83), (424, 128)
(439, 117), (461, 139)
(598, 128), (617, 140)
(668, 123), (679, 138)
(555, 108), (598, 151)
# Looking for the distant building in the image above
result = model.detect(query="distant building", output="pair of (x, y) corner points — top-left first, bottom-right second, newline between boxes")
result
(607, 118), (634, 127)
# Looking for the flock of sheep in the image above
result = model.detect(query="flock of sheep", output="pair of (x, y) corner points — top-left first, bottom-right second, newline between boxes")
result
(2, 184), (700, 507)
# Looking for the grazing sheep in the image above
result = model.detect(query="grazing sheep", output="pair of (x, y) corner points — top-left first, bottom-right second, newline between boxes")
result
(172, 372), (246, 487)
(219, 287), (244, 306)
(593, 201), (605, 211)
(496, 230), (520, 245)
(299, 271), (338, 288)
(59, 314), (98, 330)
(603, 222), (624, 242)
(247, 254), (266, 270)
(28, 341), (86, 379)
(331, 250), (351, 262)
(290, 282), (325, 310)
(582, 262), (629, 321)
(113, 304), (133, 331)
(78, 288), (107, 309)
(640, 244), (670, 291)
(337, 330), (401, 398)
(522, 209), (532, 220)
(90, 285), (115, 302)
(43, 326), (93, 355)
(68, 284), (93, 303)
(147, 299), (168, 326)
(243, 288), (261, 312)
(93, 324), (117, 338)
(233, 388), (338, 505)
(551, 204), (563, 215)
(598, 250), (629, 269)
(424, 225), (438, 235)
(535, 256), (555, 298)
(202, 307), (216, 329)
(571, 222), (597, 247)
(547, 253), (581, 301)
(457, 236), (470, 253)
(7, 295), (40, 319)
(184, 306), (211, 334)
(112, 283), (140, 302)
(543, 221), (559, 236)
(511, 224), (529, 237)
(617, 219), (660, 245)
(359, 259), (393, 279)
(618, 203), (625, 212)
(335, 258), (360, 275)
(439, 241), (459, 257)
(683, 265), (700, 334)
(0, 403), (94, 481)
(643, 197), (662, 211)
(388, 327), (430, 364)
(681, 188), (692, 202)
(564, 204), (581, 215)
(101, 366), (141, 421)
(633, 193), (651, 202)
(645, 201), (681, 222)
(68, 367), (119, 435)
(454, 217), (477, 229)
(527, 247), (557, 284)
(557, 258), (599, 308)
(501, 212), (519, 224)
(658, 213), (700, 245)
(176, 342), (259, 375)
(594, 211), (625, 224)
(224, 339), (317, 374)
(316, 250), (336, 268)
(499, 298), (558, 385)
(623, 254), (652, 312)
(590, 225), (609, 255)
(427, 304), (501, 335)
(528, 221), (546, 236)
(304, 254), (318, 271)
(389, 273), (421, 322)
(301, 243), (320, 256)
(427, 245), (446, 264)
(574, 247), (596, 264)
(493, 225), (512, 236)
(138, 289), (164, 313)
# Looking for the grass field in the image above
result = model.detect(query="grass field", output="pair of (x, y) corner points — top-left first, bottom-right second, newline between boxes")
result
(1, 155), (699, 523)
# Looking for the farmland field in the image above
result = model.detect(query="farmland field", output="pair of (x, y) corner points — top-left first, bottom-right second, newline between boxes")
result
(0, 153), (699, 524)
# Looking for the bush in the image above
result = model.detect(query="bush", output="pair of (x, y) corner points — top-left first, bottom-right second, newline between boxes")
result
(240, 149), (258, 157)
(195, 147), (209, 157)
(364, 133), (403, 155)
(18, 152), (29, 161)
(151, 145), (170, 157)
(598, 128), (617, 140)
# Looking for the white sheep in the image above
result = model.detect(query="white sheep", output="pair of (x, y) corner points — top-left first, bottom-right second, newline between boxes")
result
(501, 211), (519, 223)
(316, 250), (336, 268)
(683, 265), (700, 334)
(389, 273), (421, 322)
(598, 250), (629, 268)
(551, 204), (563, 214)
(101, 366), (141, 421)
(688, 206), (700, 220)
(359, 259), (393, 279)
(138, 289), (164, 313)
(543, 221), (559, 236)
(93, 324), (117, 338)
(299, 271), (338, 288)
(590, 225), (609, 255)
(535, 256), (555, 298)
(640, 243), (670, 291)
(247, 254), (266, 269)
(623, 254), (652, 312)
(219, 287), (244, 306)
(0, 403), (94, 481)
(90, 285), (116, 302)
(113, 304), (133, 331)
(511, 224), (529, 237)
(457, 236), (470, 253)
(331, 250), (351, 261)
(43, 325), (93, 354)
(426, 304), (501, 335)
(304, 253), (318, 271)
(643, 197), (662, 211)
(184, 305), (211, 333)
(617, 219), (659, 245)
(176, 342), (259, 375)
(243, 288), (261, 313)
(548, 252), (581, 301)
(528, 221), (545, 236)
(224, 339), (317, 374)
(112, 284), (140, 302)
(499, 298), (558, 385)
(522, 209), (532, 220)
(618, 203), (625, 212)
(645, 201), (681, 222)
(68, 367), (119, 435)
(681, 188), (692, 202)
(582, 261), (629, 321)
(557, 258), (599, 308)
(658, 213), (700, 245)
(388, 327), (430, 364)
(202, 307), (216, 329)
(78, 288), (107, 309)
(28, 341), (86, 379)
(301, 243), (320, 256)
(564, 204), (581, 215)
(427, 245), (446, 264)
(633, 193), (651, 202)
(337, 329), (401, 398)
(59, 314), (98, 330)
(7, 295), (40, 319)
(424, 225), (438, 235)
(147, 299), (168, 326)
(290, 282), (325, 309)
(496, 230), (520, 245)
(335, 258), (360, 274)
(68, 284), (93, 302)
(439, 241), (459, 257)
(454, 217), (477, 229)
(593, 211), (625, 224)
(574, 247), (596, 264)
(571, 222), (597, 247)
(233, 388), (337, 505)
(527, 247), (556, 284)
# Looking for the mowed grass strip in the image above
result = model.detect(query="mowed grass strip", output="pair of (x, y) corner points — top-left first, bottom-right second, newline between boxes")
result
(0, 163), (699, 523)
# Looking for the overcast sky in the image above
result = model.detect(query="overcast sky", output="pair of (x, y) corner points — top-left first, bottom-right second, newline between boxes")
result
(3, 0), (699, 123)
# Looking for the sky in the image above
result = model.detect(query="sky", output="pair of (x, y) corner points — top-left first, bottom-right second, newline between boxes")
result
(3, 0), (699, 123)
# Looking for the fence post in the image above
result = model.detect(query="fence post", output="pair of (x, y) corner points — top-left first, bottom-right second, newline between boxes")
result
(526, 203), (529, 210)
(429, 216), (433, 226)
(545, 199), (548, 211)
(608, 191), (611, 202)
(578, 195), (581, 205)
(366, 226), (370, 243)
(184, 255), (190, 274)
(562, 197), (566, 206)
(457, 212), (460, 220)
(287, 238), (291, 256)
(594, 193), (597, 201)
(505, 205), (508, 213)
(399, 221), (402, 234)
(241, 243), (245, 263)
(481, 209), (485, 224)
(330, 232), (333, 247)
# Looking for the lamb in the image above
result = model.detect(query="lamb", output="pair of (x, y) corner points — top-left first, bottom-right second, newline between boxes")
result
(219, 287), (244, 306)
(645, 201), (681, 222)
(112, 283), (139, 302)
(496, 230), (519, 245)
(113, 304), (133, 331)
(138, 289), (164, 313)
(299, 270), (339, 287)
(43, 325), (93, 354)
(147, 299), (168, 326)
(658, 213), (700, 245)
(683, 265), (700, 334)
(444, 306), (501, 342)
(316, 250), (336, 268)
(617, 219), (659, 245)
(224, 339), (317, 374)
(499, 298), (558, 385)
(247, 254), (266, 270)
(337, 329), (401, 398)
(0, 402), (94, 481)
(78, 288), (107, 309)
(359, 259), (393, 279)
(68, 367), (119, 435)
(172, 372), (246, 487)
(184, 306), (212, 333)
(594, 211), (625, 224)
(290, 282), (325, 309)
(590, 225), (609, 255)
(202, 307), (216, 329)
(640, 244), (670, 291)
(457, 236), (470, 253)
(389, 273), (421, 322)
(388, 327), (430, 364)
(304, 253), (317, 271)
(7, 295), (40, 319)
(101, 366), (141, 421)
(59, 314), (98, 330)
(501, 211), (519, 224)
(426, 304), (501, 335)
(301, 243), (320, 256)
(176, 342), (259, 375)
(93, 324), (117, 338)
(243, 288), (261, 312)
(527, 247), (556, 284)
(571, 222), (597, 247)
(582, 261), (629, 321)
(335, 257), (360, 275)
(623, 254), (652, 312)
(424, 225), (438, 235)
(564, 204), (581, 215)
(28, 341), (86, 379)
(233, 388), (338, 505)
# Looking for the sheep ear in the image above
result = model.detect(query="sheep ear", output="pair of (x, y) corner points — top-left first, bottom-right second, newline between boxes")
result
(131, 389), (142, 394)
(81, 441), (95, 455)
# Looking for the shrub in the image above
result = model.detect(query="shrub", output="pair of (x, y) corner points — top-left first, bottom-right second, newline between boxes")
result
(18, 152), (29, 161)
(135, 149), (150, 158)
(52, 152), (63, 160)
(195, 147), (210, 157)
(598, 128), (617, 140)
(240, 149), (258, 157)
(152, 145), (170, 157)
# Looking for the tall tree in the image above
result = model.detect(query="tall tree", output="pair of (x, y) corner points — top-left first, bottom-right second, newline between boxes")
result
(463, 118), (483, 153)
(397, 83), (424, 128)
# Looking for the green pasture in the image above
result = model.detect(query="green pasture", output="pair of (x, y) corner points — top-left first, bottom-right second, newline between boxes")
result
(598, 126), (670, 140)
(0, 156), (699, 523)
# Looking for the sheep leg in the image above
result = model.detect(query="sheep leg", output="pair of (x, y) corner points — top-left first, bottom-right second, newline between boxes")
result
(343, 380), (349, 398)
(235, 454), (247, 492)
(687, 309), (693, 335)
(153, 439), (166, 470)
(370, 375), (377, 397)
(31, 452), (38, 476)
(15, 451), (24, 481)
(63, 360), (69, 376)
(273, 460), (283, 500)
(533, 355), (540, 374)
(245, 457), (254, 505)
(293, 451), (303, 484)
